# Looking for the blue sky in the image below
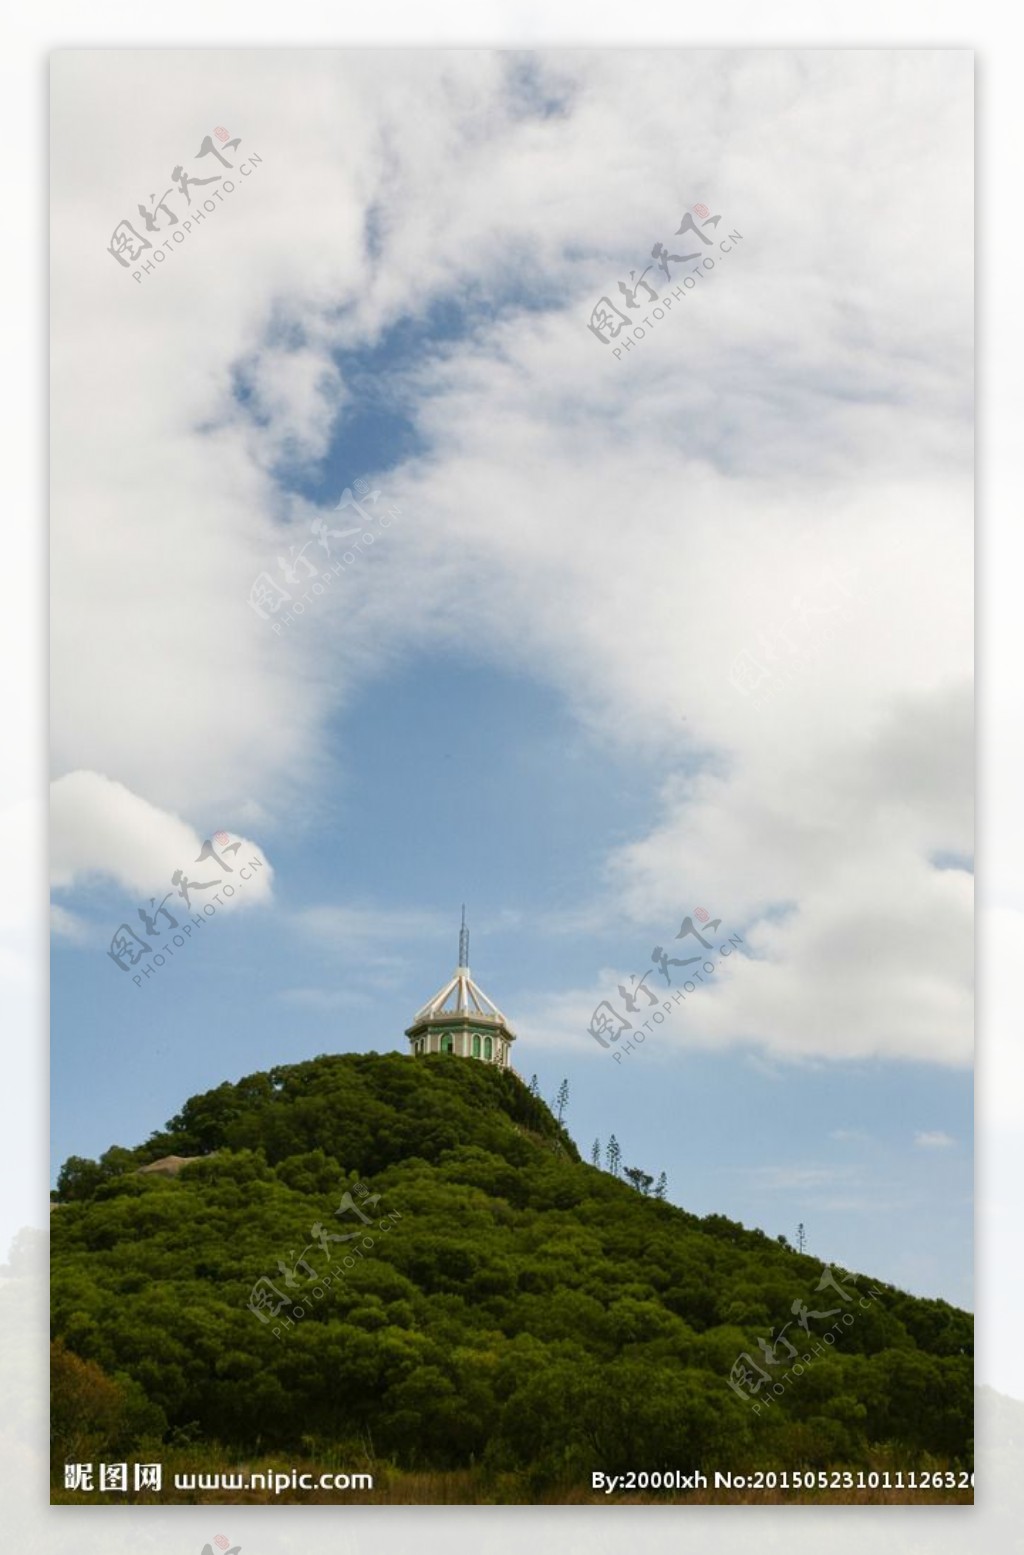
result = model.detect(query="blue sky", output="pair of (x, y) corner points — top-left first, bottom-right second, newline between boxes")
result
(52, 650), (972, 1308)
(50, 48), (973, 1312)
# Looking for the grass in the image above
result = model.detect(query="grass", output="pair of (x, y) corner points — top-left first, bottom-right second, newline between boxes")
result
(51, 1443), (973, 1505)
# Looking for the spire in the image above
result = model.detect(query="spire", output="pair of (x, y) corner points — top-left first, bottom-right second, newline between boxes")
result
(405, 912), (517, 1067)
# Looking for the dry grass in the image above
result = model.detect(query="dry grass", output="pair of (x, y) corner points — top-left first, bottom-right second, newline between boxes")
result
(51, 1448), (973, 1506)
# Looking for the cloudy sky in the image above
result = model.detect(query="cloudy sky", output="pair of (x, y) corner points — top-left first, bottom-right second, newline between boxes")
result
(50, 48), (972, 1308)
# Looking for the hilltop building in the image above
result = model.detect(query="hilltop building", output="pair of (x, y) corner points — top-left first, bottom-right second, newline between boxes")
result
(405, 910), (516, 1069)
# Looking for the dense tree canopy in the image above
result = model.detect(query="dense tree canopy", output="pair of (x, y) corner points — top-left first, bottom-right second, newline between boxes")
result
(51, 1052), (973, 1486)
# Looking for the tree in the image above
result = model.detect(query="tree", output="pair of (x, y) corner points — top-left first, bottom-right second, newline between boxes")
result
(51, 1341), (128, 1463)
(590, 1138), (601, 1167)
(654, 1171), (667, 1200)
(554, 1079), (569, 1124)
(623, 1166), (653, 1196)
(797, 1222), (807, 1255)
(48, 1050), (973, 1486)
(51, 1340), (165, 1463)
(528, 1075), (540, 1098)
(54, 1145), (146, 1203)
(0, 1226), (47, 1276)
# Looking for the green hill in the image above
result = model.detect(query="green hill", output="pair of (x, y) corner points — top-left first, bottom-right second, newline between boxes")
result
(51, 1052), (973, 1497)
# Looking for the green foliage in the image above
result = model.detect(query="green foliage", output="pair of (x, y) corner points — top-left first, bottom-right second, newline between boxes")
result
(51, 1052), (972, 1484)
(623, 1166), (654, 1195)
(51, 1339), (166, 1462)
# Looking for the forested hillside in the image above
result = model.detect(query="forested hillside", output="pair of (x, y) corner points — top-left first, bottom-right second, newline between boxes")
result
(51, 1052), (973, 1497)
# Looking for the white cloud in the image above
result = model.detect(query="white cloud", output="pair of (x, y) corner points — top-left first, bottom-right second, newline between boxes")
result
(914, 1130), (957, 1150)
(51, 50), (972, 1072)
(50, 904), (89, 943)
(517, 852), (971, 1066)
(50, 770), (273, 911)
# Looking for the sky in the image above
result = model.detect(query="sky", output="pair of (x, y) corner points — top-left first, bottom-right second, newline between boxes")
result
(48, 48), (973, 1314)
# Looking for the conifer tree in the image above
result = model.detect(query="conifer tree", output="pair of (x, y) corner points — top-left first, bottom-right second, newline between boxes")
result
(624, 1166), (654, 1196)
(590, 1138), (601, 1167)
(554, 1078), (570, 1124)
(654, 1171), (667, 1200)
(606, 1134), (622, 1176)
